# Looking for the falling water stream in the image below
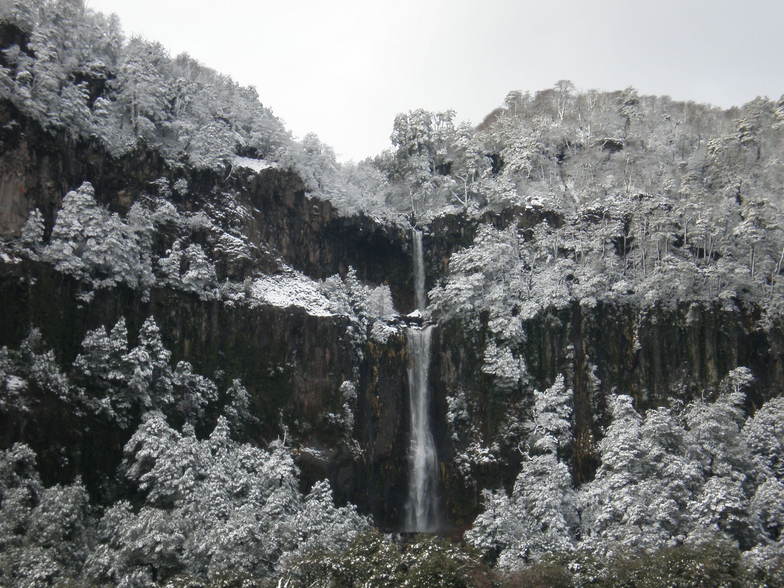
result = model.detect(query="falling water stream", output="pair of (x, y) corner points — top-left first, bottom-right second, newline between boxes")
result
(404, 228), (440, 532)
(413, 227), (427, 313)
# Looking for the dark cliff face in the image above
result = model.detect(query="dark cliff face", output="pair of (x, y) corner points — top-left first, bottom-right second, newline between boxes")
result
(0, 260), (357, 489)
(0, 258), (423, 525)
(236, 167), (415, 312)
(430, 299), (784, 529)
(353, 335), (411, 530)
(0, 101), (419, 521)
(0, 99), (415, 309)
(0, 100), (166, 236)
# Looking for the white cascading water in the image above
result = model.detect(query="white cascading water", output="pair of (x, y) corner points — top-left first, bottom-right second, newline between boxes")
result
(413, 228), (427, 313)
(404, 228), (439, 532)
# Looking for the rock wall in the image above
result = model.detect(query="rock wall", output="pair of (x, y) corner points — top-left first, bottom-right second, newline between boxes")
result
(353, 335), (411, 530)
(0, 260), (356, 486)
(430, 299), (784, 529)
(0, 99), (416, 310)
(0, 100), (417, 523)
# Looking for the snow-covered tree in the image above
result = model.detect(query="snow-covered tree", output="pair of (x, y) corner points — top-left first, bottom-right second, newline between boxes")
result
(0, 443), (91, 587)
(171, 360), (218, 424)
(749, 478), (784, 543)
(112, 37), (170, 141)
(72, 316), (229, 430)
(85, 412), (368, 585)
(687, 475), (751, 547)
(466, 374), (576, 568)
(743, 397), (784, 480)
(465, 489), (518, 560)
(157, 240), (219, 299)
(0, 329), (83, 431)
(579, 395), (654, 552)
(497, 453), (578, 568)
(481, 341), (525, 392)
(44, 182), (155, 295)
(529, 374), (573, 454)
(221, 378), (258, 438)
(684, 369), (753, 479)
(19, 208), (45, 252)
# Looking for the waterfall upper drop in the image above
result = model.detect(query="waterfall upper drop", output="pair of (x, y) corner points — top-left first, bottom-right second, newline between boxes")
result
(413, 229), (427, 313)
(404, 228), (440, 532)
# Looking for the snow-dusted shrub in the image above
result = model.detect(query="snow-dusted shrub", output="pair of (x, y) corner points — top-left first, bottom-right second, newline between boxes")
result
(43, 182), (155, 296)
(157, 239), (219, 300)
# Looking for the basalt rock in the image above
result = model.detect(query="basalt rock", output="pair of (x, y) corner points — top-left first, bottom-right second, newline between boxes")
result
(429, 299), (784, 529)
(0, 259), (360, 495)
(0, 99), (414, 308)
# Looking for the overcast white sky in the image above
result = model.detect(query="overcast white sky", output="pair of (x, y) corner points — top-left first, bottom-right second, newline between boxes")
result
(85, 0), (783, 162)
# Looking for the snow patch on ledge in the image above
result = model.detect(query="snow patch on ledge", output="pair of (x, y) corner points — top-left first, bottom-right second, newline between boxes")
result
(232, 156), (279, 173)
(251, 270), (334, 317)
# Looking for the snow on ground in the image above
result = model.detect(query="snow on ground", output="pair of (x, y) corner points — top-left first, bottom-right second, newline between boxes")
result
(251, 270), (334, 317)
(232, 156), (280, 173)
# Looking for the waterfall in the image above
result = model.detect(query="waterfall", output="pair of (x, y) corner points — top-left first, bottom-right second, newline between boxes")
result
(413, 229), (427, 312)
(404, 228), (439, 532)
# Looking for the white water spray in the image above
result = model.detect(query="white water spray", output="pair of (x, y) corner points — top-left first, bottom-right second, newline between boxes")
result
(404, 228), (439, 532)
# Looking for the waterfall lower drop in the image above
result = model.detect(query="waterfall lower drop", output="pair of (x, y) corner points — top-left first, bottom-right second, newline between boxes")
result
(404, 228), (440, 532)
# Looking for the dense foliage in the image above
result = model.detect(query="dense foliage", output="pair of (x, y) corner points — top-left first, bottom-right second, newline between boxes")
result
(282, 530), (494, 588)
(0, 0), (288, 169)
(0, 426), (368, 586)
(465, 369), (784, 580)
